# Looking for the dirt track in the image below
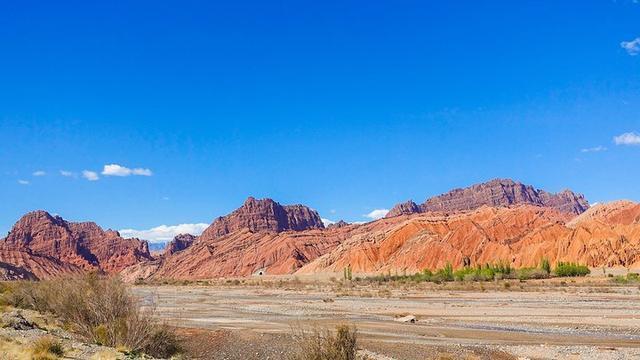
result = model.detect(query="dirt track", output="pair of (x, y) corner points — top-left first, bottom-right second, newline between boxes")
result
(134, 279), (640, 359)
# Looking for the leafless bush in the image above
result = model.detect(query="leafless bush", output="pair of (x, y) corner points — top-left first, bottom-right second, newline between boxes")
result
(2, 274), (180, 357)
(289, 324), (357, 360)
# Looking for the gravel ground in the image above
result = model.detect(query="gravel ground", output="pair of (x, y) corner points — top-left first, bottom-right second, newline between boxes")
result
(0, 309), (124, 359)
(134, 280), (640, 359)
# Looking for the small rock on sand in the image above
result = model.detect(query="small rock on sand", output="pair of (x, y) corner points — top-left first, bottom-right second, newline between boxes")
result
(394, 315), (417, 323)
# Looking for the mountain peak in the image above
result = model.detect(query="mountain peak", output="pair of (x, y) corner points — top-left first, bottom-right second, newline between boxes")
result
(386, 200), (421, 218)
(200, 197), (324, 240)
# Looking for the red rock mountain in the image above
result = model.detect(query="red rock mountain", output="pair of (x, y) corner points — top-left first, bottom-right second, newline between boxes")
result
(199, 197), (324, 240)
(129, 199), (640, 280)
(300, 203), (640, 274)
(386, 179), (589, 218)
(123, 198), (337, 280)
(386, 200), (421, 218)
(327, 220), (350, 229)
(164, 234), (196, 255)
(0, 210), (152, 279)
(6, 180), (640, 282)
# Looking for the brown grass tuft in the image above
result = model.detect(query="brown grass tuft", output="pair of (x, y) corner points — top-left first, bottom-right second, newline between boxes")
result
(289, 324), (357, 360)
(31, 336), (64, 359)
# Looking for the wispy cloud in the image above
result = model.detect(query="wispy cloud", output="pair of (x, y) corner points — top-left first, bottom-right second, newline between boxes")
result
(82, 170), (99, 181)
(614, 132), (640, 146)
(621, 37), (640, 56)
(17, 179), (29, 185)
(580, 146), (607, 153)
(102, 164), (153, 177)
(364, 209), (389, 220)
(321, 218), (335, 226)
(32, 170), (46, 176)
(119, 223), (209, 243)
(60, 170), (75, 177)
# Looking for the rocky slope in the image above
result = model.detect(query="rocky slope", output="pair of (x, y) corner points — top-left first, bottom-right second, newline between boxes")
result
(567, 200), (640, 227)
(300, 203), (640, 274)
(0, 250), (82, 280)
(149, 228), (346, 278)
(124, 195), (640, 281)
(386, 179), (589, 218)
(126, 198), (339, 279)
(0, 211), (152, 279)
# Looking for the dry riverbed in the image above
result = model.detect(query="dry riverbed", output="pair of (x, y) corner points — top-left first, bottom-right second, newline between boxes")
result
(134, 278), (640, 359)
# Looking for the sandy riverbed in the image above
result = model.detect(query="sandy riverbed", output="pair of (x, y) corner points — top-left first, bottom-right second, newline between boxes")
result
(134, 278), (640, 359)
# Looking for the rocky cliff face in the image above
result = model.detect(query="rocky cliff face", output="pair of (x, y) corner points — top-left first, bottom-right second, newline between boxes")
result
(164, 234), (196, 255)
(199, 197), (324, 240)
(386, 179), (589, 218)
(0, 210), (152, 278)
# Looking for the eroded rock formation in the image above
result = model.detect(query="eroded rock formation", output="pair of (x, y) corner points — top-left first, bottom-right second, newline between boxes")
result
(199, 197), (324, 240)
(0, 211), (152, 278)
(164, 234), (196, 255)
(386, 201), (421, 218)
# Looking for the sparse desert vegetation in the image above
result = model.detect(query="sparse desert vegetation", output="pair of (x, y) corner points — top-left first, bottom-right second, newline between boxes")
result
(611, 272), (640, 284)
(0, 274), (181, 358)
(553, 262), (591, 277)
(31, 336), (65, 360)
(290, 324), (358, 360)
(360, 259), (589, 285)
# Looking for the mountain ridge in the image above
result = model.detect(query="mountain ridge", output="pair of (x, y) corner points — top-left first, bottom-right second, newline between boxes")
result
(387, 179), (589, 218)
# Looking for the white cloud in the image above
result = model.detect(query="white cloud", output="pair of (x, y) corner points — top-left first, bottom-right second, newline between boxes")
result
(82, 170), (99, 181)
(60, 170), (75, 177)
(32, 170), (46, 176)
(621, 37), (640, 56)
(364, 209), (389, 220)
(321, 218), (335, 226)
(17, 179), (29, 185)
(102, 164), (153, 177)
(119, 223), (209, 243)
(614, 132), (640, 145)
(580, 146), (607, 153)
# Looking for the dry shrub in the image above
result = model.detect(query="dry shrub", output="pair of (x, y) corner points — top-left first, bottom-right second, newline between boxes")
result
(290, 324), (357, 360)
(31, 336), (64, 359)
(2, 274), (180, 358)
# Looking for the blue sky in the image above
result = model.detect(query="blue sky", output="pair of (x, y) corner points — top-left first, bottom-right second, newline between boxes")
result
(1, 1), (639, 241)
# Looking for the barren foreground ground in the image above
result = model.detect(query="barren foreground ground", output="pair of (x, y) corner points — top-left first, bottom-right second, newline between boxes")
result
(134, 277), (640, 359)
